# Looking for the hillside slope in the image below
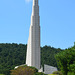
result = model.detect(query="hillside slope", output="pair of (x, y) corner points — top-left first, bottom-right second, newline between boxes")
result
(0, 43), (62, 75)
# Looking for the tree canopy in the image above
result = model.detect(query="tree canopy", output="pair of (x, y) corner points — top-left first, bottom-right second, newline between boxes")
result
(55, 46), (75, 75)
(0, 43), (62, 75)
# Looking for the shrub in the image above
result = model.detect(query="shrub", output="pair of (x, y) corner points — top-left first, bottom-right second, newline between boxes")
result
(34, 72), (47, 75)
(11, 66), (36, 75)
(29, 66), (38, 73)
(68, 72), (75, 75)
(52, 71), (62, 75)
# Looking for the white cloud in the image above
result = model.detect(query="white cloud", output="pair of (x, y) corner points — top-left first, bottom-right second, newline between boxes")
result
(25, 0), (32, 2)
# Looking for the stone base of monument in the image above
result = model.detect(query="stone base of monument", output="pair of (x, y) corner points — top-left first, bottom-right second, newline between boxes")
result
(15, 64), (58, 74)
(39, 64), (58, 74)
(43, 64), (58, 74)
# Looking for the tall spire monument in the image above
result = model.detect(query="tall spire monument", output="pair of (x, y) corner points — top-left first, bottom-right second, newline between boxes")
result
(14, 0), (58, 74)
(26, 0), (41, 69)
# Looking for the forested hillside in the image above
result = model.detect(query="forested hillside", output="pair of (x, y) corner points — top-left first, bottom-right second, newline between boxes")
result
(0, 43), (62, 75)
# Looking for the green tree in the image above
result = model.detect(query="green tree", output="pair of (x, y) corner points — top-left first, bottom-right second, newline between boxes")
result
(55, 47), (75, 75)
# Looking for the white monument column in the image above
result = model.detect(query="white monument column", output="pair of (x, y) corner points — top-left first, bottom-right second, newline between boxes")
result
(26, 0), (41, 69)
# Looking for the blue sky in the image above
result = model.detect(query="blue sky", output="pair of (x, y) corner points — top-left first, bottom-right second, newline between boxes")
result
(0, 0), (75, 49)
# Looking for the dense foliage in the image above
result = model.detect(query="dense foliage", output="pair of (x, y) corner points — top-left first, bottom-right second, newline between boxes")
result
(0, 43), (62, 75)
(11, 65), (38, 75)
(34, 72), (47, 75)
(52, 71), (62, 75)
(55, 46), (75, 75)
(11, 65), (47, 75)
(41, 46), (62, 67)
(0, 43), (26, 75)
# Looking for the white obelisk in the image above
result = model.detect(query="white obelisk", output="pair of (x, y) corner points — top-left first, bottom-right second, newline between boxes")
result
(26, 0), (40, 69)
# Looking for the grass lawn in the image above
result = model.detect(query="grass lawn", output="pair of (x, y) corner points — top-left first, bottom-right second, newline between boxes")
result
(0, 74), (4, 75)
